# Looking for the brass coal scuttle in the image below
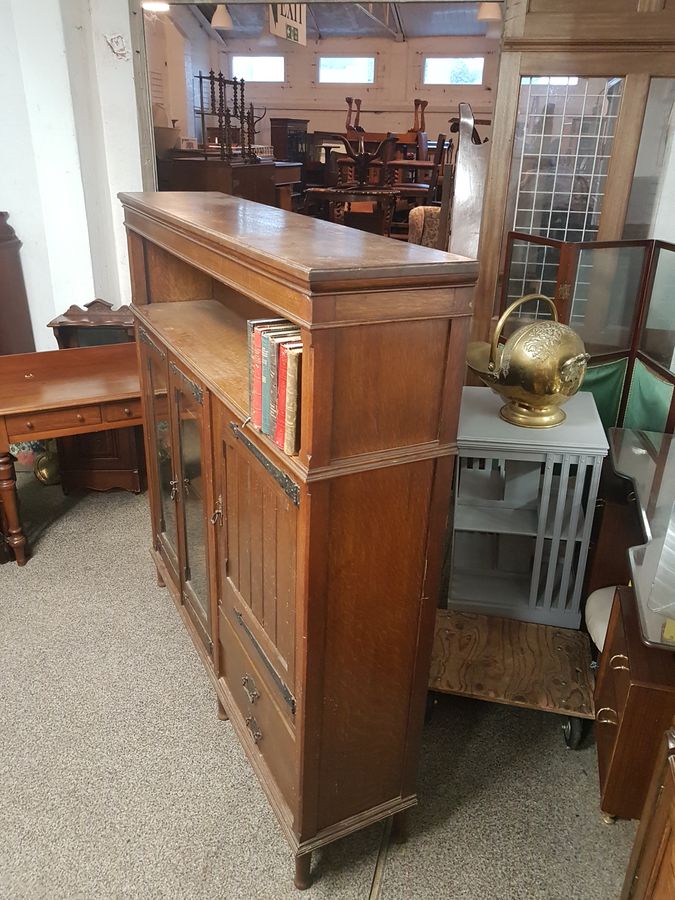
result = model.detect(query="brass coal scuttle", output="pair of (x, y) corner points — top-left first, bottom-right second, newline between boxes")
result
(466, 294), (590, 428)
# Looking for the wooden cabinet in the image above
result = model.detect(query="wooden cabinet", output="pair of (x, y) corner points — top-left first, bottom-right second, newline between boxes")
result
(621, 723), (675, 899)
(121, 190), (477, 888)
(157, 158), (276, 206)
(48, 300), (145, 493)
(270, 118), (309, 162)
(595, 587), (675, 820)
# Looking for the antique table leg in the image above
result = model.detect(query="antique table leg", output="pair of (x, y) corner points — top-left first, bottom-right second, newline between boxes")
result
(294, 852), (312, 890)
(0, 451), (27, 565)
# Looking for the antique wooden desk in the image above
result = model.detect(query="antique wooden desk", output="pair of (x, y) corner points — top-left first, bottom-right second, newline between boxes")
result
(0, 342), (142, 565)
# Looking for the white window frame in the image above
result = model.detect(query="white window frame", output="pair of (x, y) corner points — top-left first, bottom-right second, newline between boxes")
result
(422, 56), (485, 87)
(317, 55), (377, 85)
(230, 55), (286, 84)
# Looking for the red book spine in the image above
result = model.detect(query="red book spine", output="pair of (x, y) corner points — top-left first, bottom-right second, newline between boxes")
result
(252, 328), (263, 429)
(274, 344), (289, 449)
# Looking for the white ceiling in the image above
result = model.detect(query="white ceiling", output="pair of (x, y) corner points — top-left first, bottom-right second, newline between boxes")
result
(193, 3), (494, 39)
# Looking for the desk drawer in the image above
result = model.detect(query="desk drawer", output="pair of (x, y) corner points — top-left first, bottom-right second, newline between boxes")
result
(103, 400), (143, 423)
(6, 405), (101, 437)
(219, 613), (296, 812)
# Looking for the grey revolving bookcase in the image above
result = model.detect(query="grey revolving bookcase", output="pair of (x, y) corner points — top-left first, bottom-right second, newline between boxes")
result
(448, 387), (608, 629)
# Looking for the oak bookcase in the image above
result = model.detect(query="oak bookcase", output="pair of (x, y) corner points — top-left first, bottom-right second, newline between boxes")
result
(120, 191), (477, 889)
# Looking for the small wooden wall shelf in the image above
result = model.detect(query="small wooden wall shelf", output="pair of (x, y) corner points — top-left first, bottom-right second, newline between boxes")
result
(120, 191), (477, 889)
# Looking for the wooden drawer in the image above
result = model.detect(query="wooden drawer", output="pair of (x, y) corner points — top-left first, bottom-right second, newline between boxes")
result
(596, 664), (620, 795)
(219, 613), (296, 812)
(603, 597), (631, 717)
(103, 399), (142, 423)
(6, 405), (101, 437)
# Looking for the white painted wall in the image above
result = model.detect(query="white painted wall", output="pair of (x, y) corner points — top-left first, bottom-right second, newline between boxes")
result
(0, 0), (143, 351)
(148, 13), (498, 146)
(216, 35), (499, 144)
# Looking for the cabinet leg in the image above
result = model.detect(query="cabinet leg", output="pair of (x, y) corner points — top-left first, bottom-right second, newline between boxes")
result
(391, 810), (409, 844)
(0, 452), (27, 566)
(294, 853), (312, 890)
(601, 812), (616, 826)
(217, 698), (228, 721)
(156, 568), (165, 588)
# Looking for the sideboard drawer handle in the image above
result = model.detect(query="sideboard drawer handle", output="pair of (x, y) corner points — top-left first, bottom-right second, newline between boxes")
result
(25, 421), (33, 430)
(597, 707), (619, 726)
(245, 715), (262, 744)
(609, 653), (629, 672)
(242, 673), (260, 704)
(76, 413), (84, 423)
(123, 407), (132, 417)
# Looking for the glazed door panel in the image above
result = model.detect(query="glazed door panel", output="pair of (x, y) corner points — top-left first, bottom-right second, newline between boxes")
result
(170, 361), (212, 652)
(139, 331), (180, 586)
(219, 422), (297, 694)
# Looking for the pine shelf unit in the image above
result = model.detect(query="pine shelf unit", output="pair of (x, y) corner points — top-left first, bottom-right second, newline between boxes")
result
(120, 191), (477, 890)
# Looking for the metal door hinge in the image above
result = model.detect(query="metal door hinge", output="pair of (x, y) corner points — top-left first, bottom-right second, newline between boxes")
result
(210, 494), (223, 525)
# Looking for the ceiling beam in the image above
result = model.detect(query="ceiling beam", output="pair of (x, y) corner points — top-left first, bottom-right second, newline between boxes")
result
(392, 3), (406, 41)
(188, 4), (228, 48)
(354, 3), (404, 41)
(307, 4), (323, 40)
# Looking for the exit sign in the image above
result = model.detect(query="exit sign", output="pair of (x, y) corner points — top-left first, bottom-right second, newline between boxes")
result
(269, 4), (306, 46)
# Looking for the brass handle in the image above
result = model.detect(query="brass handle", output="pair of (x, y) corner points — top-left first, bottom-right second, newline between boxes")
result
(25, 421), (33, 430)
(76, 413), (84, 422)
(609, 654), (629, 672)
(245, 715), (262, 744)
(242, 673), (260, 704)
(169, 478), (179, 501)
(489, 293), (558, 372)
(210, 494), (223, 526)
(123, 407), (132, 417)
(597, 707), (619, 725)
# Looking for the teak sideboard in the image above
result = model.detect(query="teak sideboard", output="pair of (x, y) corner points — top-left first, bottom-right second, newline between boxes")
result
(119, 191), (477, 889)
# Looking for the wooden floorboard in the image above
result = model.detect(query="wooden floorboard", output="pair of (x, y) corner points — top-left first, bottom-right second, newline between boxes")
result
(429, 609), (595, 719)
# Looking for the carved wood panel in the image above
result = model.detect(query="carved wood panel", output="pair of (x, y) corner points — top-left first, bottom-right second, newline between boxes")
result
(220, 428), (297, 691)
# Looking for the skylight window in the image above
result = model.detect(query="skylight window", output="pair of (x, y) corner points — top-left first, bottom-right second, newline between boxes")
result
(423, 57), (484, 86)
(231, 56), (285, 83)
(318, 57), (375, 84)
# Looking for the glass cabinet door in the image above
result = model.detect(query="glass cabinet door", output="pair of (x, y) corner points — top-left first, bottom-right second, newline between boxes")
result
(171, 363), (211, 648)
(141, 332), (180, 584)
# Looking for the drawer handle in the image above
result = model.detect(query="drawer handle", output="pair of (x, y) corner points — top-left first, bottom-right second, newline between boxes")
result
(597, 707), (619, 726)
(242, 673), (260, 704)
(25, 421), (34, 430)
(609, 653), (629, 672)
(76, 413), (85, 423)
(245, 715), (262, 744)
(123, 407), (132, 417)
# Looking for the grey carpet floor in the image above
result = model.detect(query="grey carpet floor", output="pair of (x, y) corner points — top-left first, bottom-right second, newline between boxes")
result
(0, 478), (636, 900)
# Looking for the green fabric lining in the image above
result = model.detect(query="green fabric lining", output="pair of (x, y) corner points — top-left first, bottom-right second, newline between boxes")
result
(580, 357), (627, 430)
(623, 358), (673, 432)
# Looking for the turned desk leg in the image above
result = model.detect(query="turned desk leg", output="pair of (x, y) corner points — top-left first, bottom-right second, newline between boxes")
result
(294, 853), (312, 890)
(0, 452), (27, 566)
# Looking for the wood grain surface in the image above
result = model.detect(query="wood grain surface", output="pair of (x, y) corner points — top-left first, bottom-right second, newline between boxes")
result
(430, 609), (595, 718)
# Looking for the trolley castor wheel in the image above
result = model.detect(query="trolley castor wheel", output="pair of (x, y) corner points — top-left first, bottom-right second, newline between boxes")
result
(562, 716), (584, 750)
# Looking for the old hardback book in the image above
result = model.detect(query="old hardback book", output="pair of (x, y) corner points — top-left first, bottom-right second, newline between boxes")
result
(121, 190), (477, 890)
(266, 330), (300, 436)
(283, 346), (302, 456)
(274, 341), (302, 451)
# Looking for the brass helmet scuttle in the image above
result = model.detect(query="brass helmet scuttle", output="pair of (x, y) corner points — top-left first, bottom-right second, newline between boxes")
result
(466, 294), (590, 428)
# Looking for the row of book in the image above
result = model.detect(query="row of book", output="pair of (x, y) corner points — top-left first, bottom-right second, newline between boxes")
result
(247, 318), (302, 456)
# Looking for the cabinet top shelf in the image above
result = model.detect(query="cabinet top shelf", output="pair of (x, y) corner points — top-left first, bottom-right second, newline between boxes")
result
(119, 191), (478, 295)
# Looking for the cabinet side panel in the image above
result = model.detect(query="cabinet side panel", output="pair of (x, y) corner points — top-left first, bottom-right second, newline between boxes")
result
(330, 320), (449, 459)
(315, 461), (434, 828)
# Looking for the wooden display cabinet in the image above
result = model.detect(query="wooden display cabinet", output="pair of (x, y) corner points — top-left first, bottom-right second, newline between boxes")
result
(121, 190), (477, 889)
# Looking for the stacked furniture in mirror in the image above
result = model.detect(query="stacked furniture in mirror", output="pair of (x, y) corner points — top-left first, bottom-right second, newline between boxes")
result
(48, 299), (145, 493)
(120, 190), (477, 889)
